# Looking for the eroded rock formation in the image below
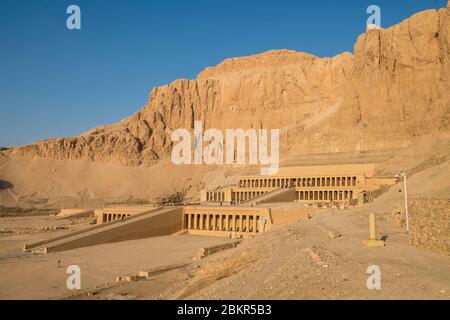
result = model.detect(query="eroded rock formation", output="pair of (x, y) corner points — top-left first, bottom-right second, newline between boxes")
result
(6, 5), (450, 166)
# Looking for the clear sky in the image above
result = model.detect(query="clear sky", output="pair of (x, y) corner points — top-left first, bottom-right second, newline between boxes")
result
(0, 0), (447, 147)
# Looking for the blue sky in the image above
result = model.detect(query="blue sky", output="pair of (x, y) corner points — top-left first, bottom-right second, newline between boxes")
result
(0, 0), (447, 147)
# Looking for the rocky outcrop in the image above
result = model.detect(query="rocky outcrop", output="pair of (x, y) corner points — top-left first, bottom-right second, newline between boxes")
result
(7, 5), (450, 165)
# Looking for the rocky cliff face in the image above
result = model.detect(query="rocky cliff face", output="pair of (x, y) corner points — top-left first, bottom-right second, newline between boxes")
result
(8, 4), (450, 166)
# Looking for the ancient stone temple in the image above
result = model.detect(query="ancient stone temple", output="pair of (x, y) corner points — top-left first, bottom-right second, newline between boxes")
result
(200, 164), (396, 206)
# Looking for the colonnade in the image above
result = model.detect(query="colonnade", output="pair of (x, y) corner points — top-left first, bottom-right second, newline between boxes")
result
(238, 178), (292, 188)
(102, 213), (131, 223)
(184, 213), (262, 233)
(297, 190), (354, 202)
(233, 190), (268, 203)
(206, 191), (225, 202)
(297, 176), (358, 187)
(238, 176), (359, 188)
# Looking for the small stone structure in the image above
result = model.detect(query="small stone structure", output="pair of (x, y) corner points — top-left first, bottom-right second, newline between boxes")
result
(95, 206), (158, 224)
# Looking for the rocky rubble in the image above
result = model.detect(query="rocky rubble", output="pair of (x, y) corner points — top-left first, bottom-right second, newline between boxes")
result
(0, 225), (69, 235)
(409, 198), (450, 255)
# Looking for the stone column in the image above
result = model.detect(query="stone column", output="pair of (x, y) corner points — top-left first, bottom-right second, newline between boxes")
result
(193, 214), (198, 229)
(199, 214), (204, 230)
(187, 214), (192, 229)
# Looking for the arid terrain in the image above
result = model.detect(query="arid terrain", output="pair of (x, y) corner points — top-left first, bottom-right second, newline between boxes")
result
(0, 133), (449, 300)
(0, 3), (449, 300)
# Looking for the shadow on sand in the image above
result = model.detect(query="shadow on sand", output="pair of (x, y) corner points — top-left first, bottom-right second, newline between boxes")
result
(0, 180), (13, 190)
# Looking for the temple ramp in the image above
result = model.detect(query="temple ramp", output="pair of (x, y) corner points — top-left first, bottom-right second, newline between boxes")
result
(57, 209), (94, 219)
(241, 187), (296, 206)
(23, 207), (183, 253)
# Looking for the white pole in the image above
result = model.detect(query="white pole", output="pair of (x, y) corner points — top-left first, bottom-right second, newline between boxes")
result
(403, 173), (409, 232)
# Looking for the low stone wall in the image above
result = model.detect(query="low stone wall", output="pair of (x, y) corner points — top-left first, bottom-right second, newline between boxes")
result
(24, 216), (124, 251)
(58, 209), (94, 219)
(193, 241), (242, 260)
(270, 208), (312, 225)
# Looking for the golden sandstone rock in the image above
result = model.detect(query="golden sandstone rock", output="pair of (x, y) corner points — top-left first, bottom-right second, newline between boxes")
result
(5, 5), (450, 166)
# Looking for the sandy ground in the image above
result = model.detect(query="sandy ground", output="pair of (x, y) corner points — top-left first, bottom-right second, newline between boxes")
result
(0, 233), (235, 299)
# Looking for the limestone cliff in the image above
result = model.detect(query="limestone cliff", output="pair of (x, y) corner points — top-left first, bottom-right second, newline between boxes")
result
(7, 4), (450, 165)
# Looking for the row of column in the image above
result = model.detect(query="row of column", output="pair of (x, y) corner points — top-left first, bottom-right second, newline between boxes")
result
(297, 176), (357, 188)
(238, 176), (358, 188)
(233, 190), (267, 203)
(185, 213), (261, 233)
(206, 191), (224, 202)
(102, 213), (131, 223)
(239, 178), (292, 188)
(297, 190), (354, 201)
